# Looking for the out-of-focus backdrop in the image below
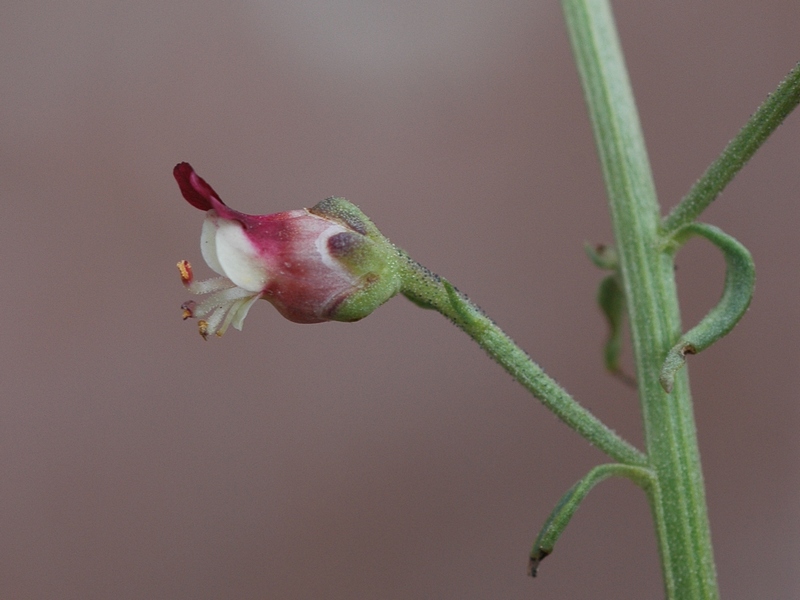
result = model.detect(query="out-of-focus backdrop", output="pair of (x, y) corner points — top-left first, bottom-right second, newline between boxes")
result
(2, 1), (798, 598)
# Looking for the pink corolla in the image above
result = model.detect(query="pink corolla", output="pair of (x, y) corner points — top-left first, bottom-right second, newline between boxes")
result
(174, 163), (401, 339)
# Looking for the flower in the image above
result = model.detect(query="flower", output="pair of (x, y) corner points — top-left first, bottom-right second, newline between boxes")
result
(174, 163), (401, 339)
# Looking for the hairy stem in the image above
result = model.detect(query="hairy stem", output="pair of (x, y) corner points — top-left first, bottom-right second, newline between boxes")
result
(562, 0), (719, 598)
(663, 61), (800, 233)
(397, 253), (647, 467)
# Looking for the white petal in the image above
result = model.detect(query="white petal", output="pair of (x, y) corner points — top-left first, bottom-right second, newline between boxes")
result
(230, 294), (261, 331)
(214, 220), (270, 293)
(200, 214), (225, 276)
(215, 294), (256, 336)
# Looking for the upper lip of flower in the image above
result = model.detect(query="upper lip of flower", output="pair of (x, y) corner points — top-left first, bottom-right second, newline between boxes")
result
(173, 162), (224, 212)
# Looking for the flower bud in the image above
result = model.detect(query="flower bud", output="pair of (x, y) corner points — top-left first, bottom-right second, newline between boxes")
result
(174, 163), (401, 338)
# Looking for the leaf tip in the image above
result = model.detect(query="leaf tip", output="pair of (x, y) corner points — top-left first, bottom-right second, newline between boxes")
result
(660, 343), (695, 393)
(528, 549), (551, 578)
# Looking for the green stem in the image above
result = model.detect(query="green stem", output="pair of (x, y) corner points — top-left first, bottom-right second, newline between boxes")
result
(396, 253), (647, 468)
(562, 1), (718, 599)
(663, 61), (800, 233)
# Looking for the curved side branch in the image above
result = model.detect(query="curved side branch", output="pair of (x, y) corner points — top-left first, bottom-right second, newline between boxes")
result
(662, 61), (800, 233)
(396, 252), (647, 467)
(660, 223), (756, 392)
(529, 463), (656, 577)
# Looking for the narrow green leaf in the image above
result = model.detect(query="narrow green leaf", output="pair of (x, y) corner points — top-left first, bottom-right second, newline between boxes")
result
(660, 223), (756, 392)
(597, 274), (625, 374)
(529, 463), (655, 576)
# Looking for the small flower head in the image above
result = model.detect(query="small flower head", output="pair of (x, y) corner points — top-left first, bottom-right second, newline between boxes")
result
(174, 163), (400, 338)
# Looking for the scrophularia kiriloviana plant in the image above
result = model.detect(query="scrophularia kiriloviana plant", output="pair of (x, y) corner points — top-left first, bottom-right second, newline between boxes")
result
(171, 5), (799, 590)
(174, 162), (402, 338)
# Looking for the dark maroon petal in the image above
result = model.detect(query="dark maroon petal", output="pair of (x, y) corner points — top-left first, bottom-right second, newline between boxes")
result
(173, 162), (227, 211)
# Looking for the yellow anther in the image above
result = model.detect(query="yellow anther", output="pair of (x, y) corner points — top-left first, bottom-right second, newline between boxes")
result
(198, 320), (209, 340)
(177, 260), (193, 284)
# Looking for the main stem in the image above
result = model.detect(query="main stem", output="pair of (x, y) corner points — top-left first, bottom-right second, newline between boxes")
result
(562, 1), (718, 599)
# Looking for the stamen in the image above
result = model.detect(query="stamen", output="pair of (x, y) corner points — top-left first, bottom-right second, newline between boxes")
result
(178, 260), (261, 338)
(181, 300), (196, 320)
(194, 286), (255, 318)
(185, 276), (234, 295)
(177, 260), (193, 284)
(217, 296), (258, 336)
(215, 301), (241, 337)
(203, 305), (228, 337)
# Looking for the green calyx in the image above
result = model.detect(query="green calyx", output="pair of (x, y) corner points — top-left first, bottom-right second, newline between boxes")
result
(309, 197), (403, 322)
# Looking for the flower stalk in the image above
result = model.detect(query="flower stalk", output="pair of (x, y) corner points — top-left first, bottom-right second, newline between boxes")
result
(397, 253), (647, 467)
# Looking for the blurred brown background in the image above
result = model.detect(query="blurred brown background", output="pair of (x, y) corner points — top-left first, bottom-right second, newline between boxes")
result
(2, 1), (798, 598)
